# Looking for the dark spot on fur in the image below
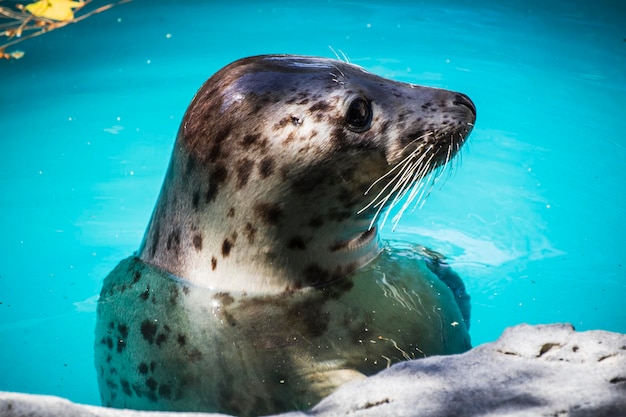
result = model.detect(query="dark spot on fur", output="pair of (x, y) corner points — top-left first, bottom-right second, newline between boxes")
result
(328, 207), (352, 222)
(259, 157), (275, 178)
(282, 132), (296, 145)
(159, 384), (172, 399)
(185, 155), (196, 176)
(156, 333), (167, 347)
(322, 276), (355, 300)
(303, 264), (331, 286)
(273, 116), (291, 130)
(244, 223), (257, 243)
(211, 256), (217, 270)
(138, 363), (149, 375)
(331, 126), (349, 149)
(132, 383), (143, 398)
(255, 202), (283, 225)
(286, 299), (329, 338)
(222, 239), (233, 257)
(166, 229), (181, 253)
(214, 163), (229, 183)
(215, 292), (234, 306)
(290, 168), (329, 195)
(207, 127), (230, 163)
(206, 163), (228, 203)
(105, 378), (118, 391)
(379, 120), (391, 135)
(192, 191), (200, 210)
(177, 334), (187, 347)
(189, 348), (203, 362)
(132, 270), (141, 284)
(121, 379), (132, 396)
(242, 134), (260, 147)
(149, 229), (160, 258)
(193, 234), (203, 251)
(287, 236), (307, 250)
(227, 207), (235, 218)
(166, 286), (179, 306)
(140, 320), (158, 344)
(117, 324), (128, 338)
(139, 286), (150, 301)
(146, 377), (158, 391)
(236, 159), (255, 189)
(221, 310), (237, 326)
(204, 185), (217, 203)
(338, 190), (359, 209)
(308, 215), (324, 228)
(309, 101), (331, 113)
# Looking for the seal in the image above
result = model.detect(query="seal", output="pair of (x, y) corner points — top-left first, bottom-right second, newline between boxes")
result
(95, 54), (476, 416)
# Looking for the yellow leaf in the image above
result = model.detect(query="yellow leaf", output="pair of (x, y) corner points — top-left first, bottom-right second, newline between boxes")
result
(10, 51), (25, 59)
(25, 0), (85, 22)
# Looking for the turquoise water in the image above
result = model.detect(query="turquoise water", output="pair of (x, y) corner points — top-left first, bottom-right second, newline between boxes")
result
(1, 0), (624, 407)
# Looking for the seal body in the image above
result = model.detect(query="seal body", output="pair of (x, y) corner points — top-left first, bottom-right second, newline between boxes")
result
(95, 55), (476, 416)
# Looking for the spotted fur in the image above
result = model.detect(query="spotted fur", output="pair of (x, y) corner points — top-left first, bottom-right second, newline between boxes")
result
(96, 55), (475, 416)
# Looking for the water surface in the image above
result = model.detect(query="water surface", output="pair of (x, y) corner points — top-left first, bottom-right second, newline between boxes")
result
(1, 0), (624, 406)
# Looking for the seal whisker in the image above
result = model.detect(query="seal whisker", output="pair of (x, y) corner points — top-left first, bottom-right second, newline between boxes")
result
(362, 151), (413, 197)
(388, 152), (432, 209)
(435, 139), (457, 186)
(327, 46), (351, 64)
(393, 154), (438, 221)
(391, 164), (437, 229)
(398, 132), (434, 156)
(360, 142), (429, 217)
(330, 63), (345, 78)
(328, 45), (341, 60)
(381, 152), (436, 230)
(364, 149), (429, 230)
(381, 149), (430, 201)
(361, 132), (433, 205)
(441, 149), (456, 186)
(339, 50), (351, 64)
(365, 156), (418, 229)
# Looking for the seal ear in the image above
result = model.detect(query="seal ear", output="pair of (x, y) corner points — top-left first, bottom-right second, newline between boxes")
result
(345, 98), (373, 133)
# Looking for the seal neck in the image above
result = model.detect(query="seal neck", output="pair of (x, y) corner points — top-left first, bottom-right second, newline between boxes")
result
(138, 153), (383, 294)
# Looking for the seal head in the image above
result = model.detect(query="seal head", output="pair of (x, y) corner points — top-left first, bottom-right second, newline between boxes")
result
(138, 55), (476, 294)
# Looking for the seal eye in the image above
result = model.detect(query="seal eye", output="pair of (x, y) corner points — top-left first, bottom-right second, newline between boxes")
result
(345, 98), (372, 132)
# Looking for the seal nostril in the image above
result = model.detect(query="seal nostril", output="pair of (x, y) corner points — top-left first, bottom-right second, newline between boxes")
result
(453, 93), (476, 117)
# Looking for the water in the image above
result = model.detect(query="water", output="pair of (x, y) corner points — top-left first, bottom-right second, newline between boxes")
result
(1, 0), (624, 407)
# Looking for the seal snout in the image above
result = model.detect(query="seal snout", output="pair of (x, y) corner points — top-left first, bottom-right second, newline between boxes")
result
(452, 92), (476, 118)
